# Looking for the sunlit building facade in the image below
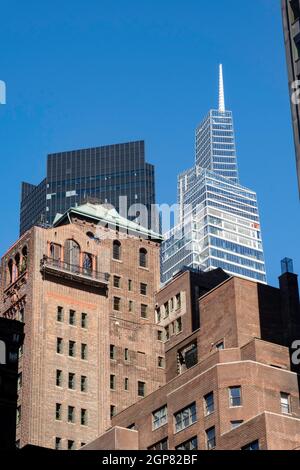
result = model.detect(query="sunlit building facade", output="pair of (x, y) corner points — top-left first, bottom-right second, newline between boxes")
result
(161, 66), (266, 284)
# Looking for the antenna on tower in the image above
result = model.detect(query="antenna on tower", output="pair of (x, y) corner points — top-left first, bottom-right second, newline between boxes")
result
(218, 64), (225, 112)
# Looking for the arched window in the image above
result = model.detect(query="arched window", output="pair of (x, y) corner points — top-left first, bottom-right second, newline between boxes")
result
(21, 246), (28, 272)
(83, 253), (93, 275)
(50, 243), (61, 263)
(139, 248), (148, 268)
(8, 259), (13, 284)
(0, 340), (6, 365)
(15, 253), (21, 278)
(113, 240), (121, 260)
(64, 240), (80, 269)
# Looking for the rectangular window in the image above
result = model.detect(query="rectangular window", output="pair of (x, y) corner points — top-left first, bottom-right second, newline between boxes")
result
(56, 370), (63, 387)
(81, 343), (87, 360)
(57, 338), (63, 354)
(164, 302), (169, 318)
(69, 310), (76, 326)
(156, 308), (161, 323)
(216, 341), (224, 350)
(110, 344), (116, 360)
(109, 344), (116, 360)
(57, 306), (64, 322)
(231, 420), (243, 430)
(110, 375), (116, 390)
(280, 392), (291, 415)
(229, 386), (242, 407)
(140, 283), (147, 295)
(113, 297), (121, 311)
(81, 409), (87, 426)
(113, 275), (121, 288)
(152, 405), (168, 430)
(157, 330), (163, 341)
(110, 405), (116, 418)
(141, 304), (148, 319)
(204, 392), (214, 416)
(148, 439), (168, 450)
(158, 356), (165, 368)
(176, 436), (198, 451)
(176, 293), (181, 310)
(176, 317), (182, 334)
(138, 381), (146, 397)
(81, 375), (87, 392)
(56, 403), (62, 421)
(206, 426), (216, 450)
(68, 406), (75, 423)
(68, 372), (75, 390)
(165, 326), (170, 341)
(174, 403), (197, 433)
(81, 313), (88, 328)
(55, 437), (62, 450)
(124, 377), (129, 391)
(67, 440), (75, 450)
(241, 440), (260, 451)
(178, 342), (198, 373)
(128, 279), (132, 291)
(69, 341), (76, 357)
(129, 300), (134, 312)
(124, 348), (129, 361)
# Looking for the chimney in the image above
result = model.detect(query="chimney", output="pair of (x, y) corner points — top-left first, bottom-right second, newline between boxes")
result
(279, 258), (300, 348)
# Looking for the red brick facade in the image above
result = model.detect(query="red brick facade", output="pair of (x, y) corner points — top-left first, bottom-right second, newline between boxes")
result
(85, 272), (300, 451)
(0, 205), (165, 449)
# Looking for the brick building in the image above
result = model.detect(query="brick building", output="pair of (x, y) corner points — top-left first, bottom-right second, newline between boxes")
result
(0, 202), (165, 450)
(84, 267), (300, 451)
(0, 317), (24, 449)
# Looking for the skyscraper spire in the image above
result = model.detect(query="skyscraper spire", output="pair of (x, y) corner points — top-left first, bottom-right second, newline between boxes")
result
(218, 64), (225, 112)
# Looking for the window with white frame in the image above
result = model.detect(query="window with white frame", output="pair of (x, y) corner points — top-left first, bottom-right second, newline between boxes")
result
(229, 386), (242, 407)
(280, 392), (291, 414)
(152, 405), (168, 430)
(204, 392), (214, 416)
(174, 403), (197, 433)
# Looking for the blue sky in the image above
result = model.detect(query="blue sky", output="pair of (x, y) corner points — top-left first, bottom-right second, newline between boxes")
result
(0, 0), (299, 286)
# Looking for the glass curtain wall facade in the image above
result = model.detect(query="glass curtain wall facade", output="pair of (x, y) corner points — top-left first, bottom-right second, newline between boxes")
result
(281, 0), (300, 195)
(161, 66), (267, 284)
(20, 141), (155, 235)
(161, 168), (266, 284)
(195, 110), (239, 184)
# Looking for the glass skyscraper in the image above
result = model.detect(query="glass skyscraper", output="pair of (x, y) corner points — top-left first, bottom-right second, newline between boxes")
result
(161, 65), (267, 284)
(20, 141), (156, 235)
(281, 0), (300, 195)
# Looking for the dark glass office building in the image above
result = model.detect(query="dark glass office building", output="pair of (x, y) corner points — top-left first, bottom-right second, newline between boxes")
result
(20, 141), (156, 235)
(282, 0), (300, 195)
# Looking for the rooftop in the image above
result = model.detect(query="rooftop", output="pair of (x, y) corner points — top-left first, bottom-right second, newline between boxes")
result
(53, 202), (163, 242)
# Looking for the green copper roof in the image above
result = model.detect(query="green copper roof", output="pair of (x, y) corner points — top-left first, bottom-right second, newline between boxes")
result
(53, 203), (163, 242)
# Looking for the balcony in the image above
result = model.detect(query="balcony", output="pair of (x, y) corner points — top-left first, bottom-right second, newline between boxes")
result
(40, 256), (110, 289)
